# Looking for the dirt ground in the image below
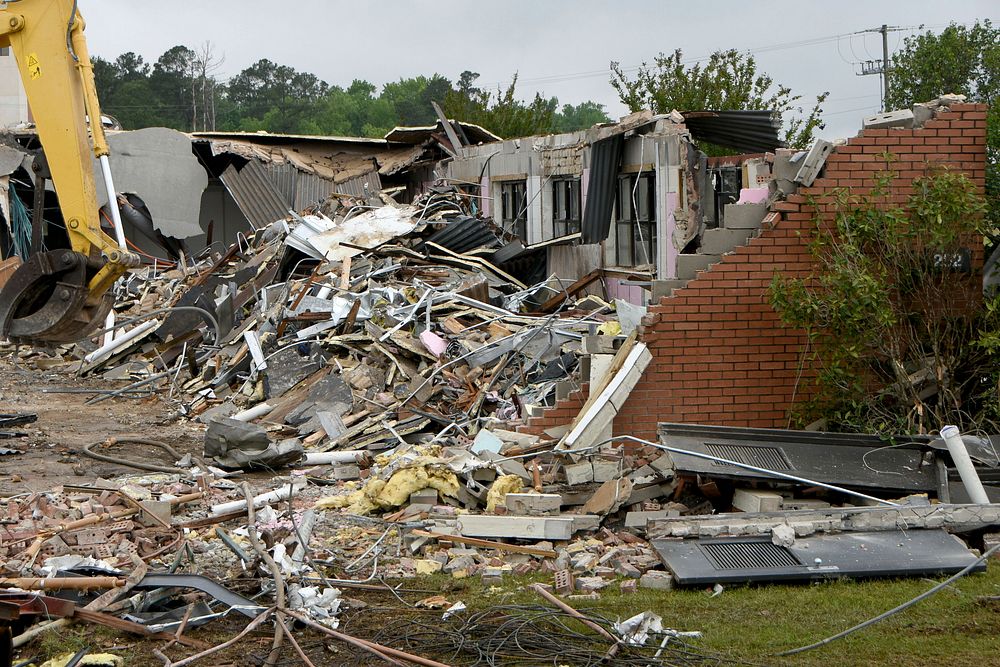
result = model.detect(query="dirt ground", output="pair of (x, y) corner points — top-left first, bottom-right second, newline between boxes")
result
(0, 353), (206, 492)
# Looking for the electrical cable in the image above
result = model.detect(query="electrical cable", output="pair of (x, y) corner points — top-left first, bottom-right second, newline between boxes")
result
(777, 543), (1000, 656)
(80, 437), (188, 474)
(561, 434), (901, 506)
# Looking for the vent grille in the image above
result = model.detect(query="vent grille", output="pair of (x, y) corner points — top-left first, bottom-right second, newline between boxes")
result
(701, 541), (801, 570)
(705, 443), (792, 470)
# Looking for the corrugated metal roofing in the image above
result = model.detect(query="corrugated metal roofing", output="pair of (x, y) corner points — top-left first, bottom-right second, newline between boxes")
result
(219, 160), (290, 229)
(681, 110), (784, 154)
(580, 133), (624, 244)
(421, 216), (501, 254)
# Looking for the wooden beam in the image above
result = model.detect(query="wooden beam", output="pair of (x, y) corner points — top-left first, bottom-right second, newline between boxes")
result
(410, 529), (557, 558)
(537, 269), (603, 313)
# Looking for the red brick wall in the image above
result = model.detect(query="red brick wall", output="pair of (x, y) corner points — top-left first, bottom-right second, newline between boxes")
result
(613, 102), (989, 441)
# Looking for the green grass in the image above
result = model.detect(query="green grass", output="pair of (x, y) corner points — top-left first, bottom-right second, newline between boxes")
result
(421, 564), (1000, 666)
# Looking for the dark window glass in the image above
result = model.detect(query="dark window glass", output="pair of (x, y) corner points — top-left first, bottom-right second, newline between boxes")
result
(552, 177), (581, 237)
(500, 180), (527, 240)
(614, 172), (656, 267)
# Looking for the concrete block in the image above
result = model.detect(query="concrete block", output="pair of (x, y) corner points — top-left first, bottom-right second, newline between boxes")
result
(912, 104), (934, 127)
(410, 488), (439, 505)
(676, 254), (719, 280)
(625, 509), (679, 529)
(651, 279), (686, 300)
(983, 533), (1000, 558)
(564, 461), (594, 485)
(456, 515), (576, 540)
(332, 464), (361, 481)
(701, 227), (754, 254)
(863, 109), (914, 130)
(772, 150), (801, 181)
(505, 493), (562, 515)
(570, 514), (601, 532)
(592, 459), (621, 483)
(627, 482), (674, 505)
(732, 488), (784, 513)
(793, 139), (834, 187)
(582, 335), (619, 355)
(722, 202), (767, 229)
(639, 570), (674, 591)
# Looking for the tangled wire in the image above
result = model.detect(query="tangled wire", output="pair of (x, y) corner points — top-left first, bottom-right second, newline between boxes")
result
(366, 604), (733, 667)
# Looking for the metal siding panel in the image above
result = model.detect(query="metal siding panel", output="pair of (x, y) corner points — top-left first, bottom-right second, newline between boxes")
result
(294, 173), (334, 210)
(219, 161), (290, 228)
(581, 134), (624, 244)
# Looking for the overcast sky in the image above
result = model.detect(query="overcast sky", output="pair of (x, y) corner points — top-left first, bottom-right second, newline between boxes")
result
(79, 1), (996, 139)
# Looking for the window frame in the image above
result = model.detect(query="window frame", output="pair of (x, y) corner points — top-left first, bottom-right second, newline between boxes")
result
(551, 176), (582, 238)
(499, 180), (528, 241)
(613, 171), (656, 267)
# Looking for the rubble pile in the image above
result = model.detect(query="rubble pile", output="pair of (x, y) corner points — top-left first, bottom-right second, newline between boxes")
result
(2, 163), (999, 663)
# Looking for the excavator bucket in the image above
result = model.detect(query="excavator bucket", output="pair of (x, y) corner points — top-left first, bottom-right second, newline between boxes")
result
(0, 250), (112, 344)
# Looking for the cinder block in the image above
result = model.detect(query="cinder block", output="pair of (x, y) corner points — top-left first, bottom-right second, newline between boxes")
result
(582, 335), (619, 355)
(332, 465), (361, 481)
(505, 493), (562, 515)
(863, 109), (914, 130)
(410, 488), (439, 505)
(639, 570), (674, 590)
(732, 488), (783, 513)
(701, 227), (755, 254)
(793, 140), (834, 186)
(676, 254), (719, 280)
(592, 459), (621, 483)
(651, 279), (687, 300)
(564, 461), (594, 485)
(723, 202), (767, 229)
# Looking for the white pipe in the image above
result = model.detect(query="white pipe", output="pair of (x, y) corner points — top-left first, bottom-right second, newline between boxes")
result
(243, 330), (267, 372)
(301, 451), (365, 465)
(102, 311), (115, 347)
(941, 425), (990, 504)
(84, 318), (159, 364)
(232, 402), (273, 422)
(98, 155), (127, 251)
(210, 478), (305, 516)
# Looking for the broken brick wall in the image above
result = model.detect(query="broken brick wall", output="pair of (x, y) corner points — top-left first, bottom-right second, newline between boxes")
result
(520, 103), (990, 439)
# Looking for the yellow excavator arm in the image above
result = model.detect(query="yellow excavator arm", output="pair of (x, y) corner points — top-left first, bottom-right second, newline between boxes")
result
(0, 0), (138, 344)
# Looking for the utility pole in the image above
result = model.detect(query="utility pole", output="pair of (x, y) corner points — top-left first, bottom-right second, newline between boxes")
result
(854, 24), (908, 110)
(880, 24), (889, 110)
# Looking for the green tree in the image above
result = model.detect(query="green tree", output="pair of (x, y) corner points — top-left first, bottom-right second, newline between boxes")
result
(886, 20), (999, 229)
(381, 74), (454, 127)
(552, 101), (612, 133)
(769, 166), (997, 433)
(610, 49), (827, 152)
(148, 45), (197, 130)
(224, 58), (329, 133)
(443, 72), (556, 138)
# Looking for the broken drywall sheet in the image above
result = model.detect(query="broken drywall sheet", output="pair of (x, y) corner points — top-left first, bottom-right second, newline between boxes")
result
(94, 127), (208, 238)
